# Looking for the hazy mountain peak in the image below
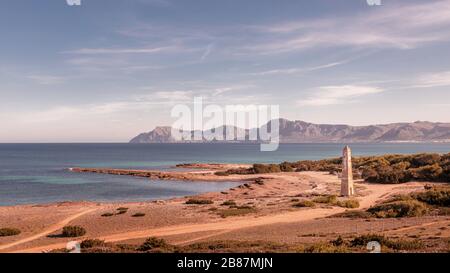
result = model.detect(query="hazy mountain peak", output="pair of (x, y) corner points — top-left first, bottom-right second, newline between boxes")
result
(130, 119), (450, 143)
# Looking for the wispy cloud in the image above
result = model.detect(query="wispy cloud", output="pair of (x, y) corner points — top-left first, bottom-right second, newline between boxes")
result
(413, 70), (450, 88)
(28, 75), (65, 85)
(247, 0), (450, 54)
(200, 43), (214, 61)
(64, 46), (177, 55)
(153, 90), (194, 101)
(212, 84), (254, 96)
(298, 85), (384, 106)
(250, 61), (345, 76)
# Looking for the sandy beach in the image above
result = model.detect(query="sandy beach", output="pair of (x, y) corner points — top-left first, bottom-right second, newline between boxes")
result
(1, 163), (448, 253)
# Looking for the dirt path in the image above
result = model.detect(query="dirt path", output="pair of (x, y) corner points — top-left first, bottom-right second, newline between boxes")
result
(9, 181), (402, 253)
(6, 174), (424, 253)
(11, 207), (347, 253)
(0, 207), (98, 252)
(385, 219), (450, 234)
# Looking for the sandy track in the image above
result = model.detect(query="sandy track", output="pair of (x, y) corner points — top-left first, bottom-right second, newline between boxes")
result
(385, 219), (450, 234)
(5, 173), (425, 253)
(10, 182), (399, 253)
(11, 207), (346, 253)
(0, 208), (98, 252)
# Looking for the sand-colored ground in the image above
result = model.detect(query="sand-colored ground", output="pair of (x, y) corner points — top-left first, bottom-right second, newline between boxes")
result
(1, 165), (448, 253)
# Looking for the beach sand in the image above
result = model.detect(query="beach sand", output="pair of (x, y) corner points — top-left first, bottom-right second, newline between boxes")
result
(1, 164), (449, 253)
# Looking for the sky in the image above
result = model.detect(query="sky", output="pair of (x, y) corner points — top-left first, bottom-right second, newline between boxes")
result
(1, 0), (450, 142)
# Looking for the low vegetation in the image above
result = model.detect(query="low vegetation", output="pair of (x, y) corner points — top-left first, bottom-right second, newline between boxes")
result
(62, 226), (86, 238)
(334, 185), (450, 219)
(81, 239), (106, 249)
(221, 200), (237, 206)
(350, 234), (424, 251)
(336, 199), (360, 209)
(0, 228), (21, 237)
(52, 234), (439, 253)
(312, 195), (337, 204)
(291, 195), (359, 209)
(216, 153), (450, 184)
(253, 164), (282, 174)
(300, 243), (350, 253)
(138, 237), (169, 252)
(116, 207), (129, 215)
(101, 207), (131, 217)
(132, 213), (146, 217)
(185, 199), (214, 205)
(216, 206), (257, 218)
(293, 200), (316, 208)
(331, 210), (372, 219)
(101, 212), (114, 217)
(368, 200), (428, 218)
(413, 186), (450, 206)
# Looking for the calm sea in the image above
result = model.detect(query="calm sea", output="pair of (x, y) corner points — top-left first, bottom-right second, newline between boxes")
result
(1, 143), (449, 206)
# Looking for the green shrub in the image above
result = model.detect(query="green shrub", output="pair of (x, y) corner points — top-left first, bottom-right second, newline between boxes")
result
(350, 234), (386, 247)
(101, 212), (114, 217)
(185, 199), (214, 205)
(0, 228), (21, 237)
(138, 237), (169, 251)
(132, 213), (146, 217)
(337, 199), (360, 208)
(409, 164), (443, 181)
(368, 200), (428, 218)
(215, 168), (253, 176)
(301, 243), (349, 253)
(116, 207), (129, 215)
(364, 164), (410, 184)
(293, 200), (316, 208)
(221, 200), (237, 206)
(385, 239), (424, 250)
(253, 164), (281, 174)
(350, 234), (423, 250)
(280, 162), (295, 172)
(331, 210), (371, 219)
(313, 195), (337, 204)
(330, 236), (345, 246)
(81, 239), (105, 249)
(62, 226), (86, 237)
(411, 153), (441, 167)
(414, 187), (450, 207)
(291, 153), (449, 184)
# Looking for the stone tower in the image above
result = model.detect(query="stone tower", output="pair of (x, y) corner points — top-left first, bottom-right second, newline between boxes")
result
(341, 145), (354, 197)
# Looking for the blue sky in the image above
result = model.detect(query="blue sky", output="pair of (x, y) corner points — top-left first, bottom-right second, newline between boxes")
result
(1, 0), (450, 142)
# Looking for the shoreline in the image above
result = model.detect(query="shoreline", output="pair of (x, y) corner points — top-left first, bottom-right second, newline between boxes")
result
(0, 163), (254, 208)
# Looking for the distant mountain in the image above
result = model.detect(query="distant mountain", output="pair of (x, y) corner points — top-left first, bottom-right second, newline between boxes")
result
(129, 119), (450, 143)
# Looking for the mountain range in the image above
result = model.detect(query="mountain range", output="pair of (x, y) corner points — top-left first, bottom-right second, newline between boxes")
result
(129, 119), (450, 143)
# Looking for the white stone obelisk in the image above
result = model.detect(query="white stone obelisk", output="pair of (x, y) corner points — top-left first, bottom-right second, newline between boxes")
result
(341, 146), (354, 197)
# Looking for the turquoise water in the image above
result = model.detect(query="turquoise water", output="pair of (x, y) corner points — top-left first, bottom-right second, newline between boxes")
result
(0, 143), (449, 206)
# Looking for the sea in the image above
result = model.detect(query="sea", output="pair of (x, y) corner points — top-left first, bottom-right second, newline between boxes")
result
(1, 143), (449, 206)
